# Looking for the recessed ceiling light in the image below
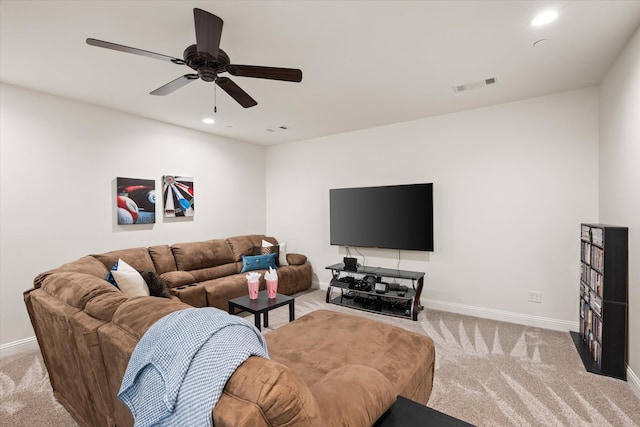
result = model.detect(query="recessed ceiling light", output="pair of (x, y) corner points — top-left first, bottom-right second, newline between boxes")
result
(531, 10), (558, 27)
(202, 117), (215, 125)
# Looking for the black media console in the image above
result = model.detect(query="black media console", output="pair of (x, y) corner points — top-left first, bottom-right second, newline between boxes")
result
(325, 263), (425, 321)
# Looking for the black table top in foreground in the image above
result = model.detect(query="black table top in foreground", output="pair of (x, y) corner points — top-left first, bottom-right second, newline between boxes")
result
(228, 291), (295, 331)
(375, 396), (475, 427)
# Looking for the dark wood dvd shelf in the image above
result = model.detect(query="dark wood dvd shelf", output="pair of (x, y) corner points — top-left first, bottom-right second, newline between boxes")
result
(573, 223), (628, 380)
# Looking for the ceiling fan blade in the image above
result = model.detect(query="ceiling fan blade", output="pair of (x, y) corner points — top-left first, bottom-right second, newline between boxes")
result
(215, 77), (257, 108)
(86, 38), (185, 64)
(227, 65), (302, 82)
(150, 74), (199, 96)
(194, 8), (223, 60)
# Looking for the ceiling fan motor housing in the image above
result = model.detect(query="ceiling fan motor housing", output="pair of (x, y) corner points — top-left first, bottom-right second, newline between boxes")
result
(183, 44), (230, 82)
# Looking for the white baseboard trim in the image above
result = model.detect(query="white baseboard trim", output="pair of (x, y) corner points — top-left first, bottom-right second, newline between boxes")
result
(319, 280), (577, 331)
(0, 336), (38, 359)
(422, 298), (578, 332)
(627, 365), (640, 400)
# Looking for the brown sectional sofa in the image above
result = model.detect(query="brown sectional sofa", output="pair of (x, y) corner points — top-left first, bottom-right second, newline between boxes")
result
(85, 234), (312, 308)
(24, 234), (436, 427)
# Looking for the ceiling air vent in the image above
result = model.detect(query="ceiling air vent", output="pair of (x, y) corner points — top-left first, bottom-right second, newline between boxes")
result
(452, 77), (497, 93)
(266, 125), (289, 132)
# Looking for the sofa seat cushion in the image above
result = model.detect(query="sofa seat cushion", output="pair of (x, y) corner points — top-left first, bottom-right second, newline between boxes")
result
(265, 310), (435, 405)
(189, 263), (240, 283)
(310, 365), (396, 427)
(204, 276), (255, 311)
(168, 262), (312, 310)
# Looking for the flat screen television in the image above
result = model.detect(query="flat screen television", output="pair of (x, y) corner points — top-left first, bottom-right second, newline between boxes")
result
(330, 183), (433, 251)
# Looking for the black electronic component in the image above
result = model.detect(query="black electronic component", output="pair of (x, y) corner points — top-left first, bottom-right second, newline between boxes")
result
(375, 282), (389, 294)
(343, 257), (358, 271)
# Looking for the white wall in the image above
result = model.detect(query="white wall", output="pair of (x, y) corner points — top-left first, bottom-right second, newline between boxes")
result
(599, 25), (640, 396)
(266, 88), (599, 330)
(0, 83), (267, 353)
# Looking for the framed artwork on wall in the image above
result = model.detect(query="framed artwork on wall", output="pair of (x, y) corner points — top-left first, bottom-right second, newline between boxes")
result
(163, 175), (194, 217)
(116, 177), (156, 224)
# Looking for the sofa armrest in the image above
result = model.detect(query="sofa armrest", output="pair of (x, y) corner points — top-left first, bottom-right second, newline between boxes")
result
(309, 365), (396, 427)
(285, 253), (307, 266)
(160, 270), (196, 288)
(213, 357), (322, 427)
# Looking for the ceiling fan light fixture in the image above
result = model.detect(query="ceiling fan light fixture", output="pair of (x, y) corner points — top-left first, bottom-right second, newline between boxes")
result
(531, 10), (558, 27)
(198, 66), (217, 82)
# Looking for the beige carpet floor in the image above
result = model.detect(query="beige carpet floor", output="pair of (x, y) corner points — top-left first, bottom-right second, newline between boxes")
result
(2, 289), (639, 426)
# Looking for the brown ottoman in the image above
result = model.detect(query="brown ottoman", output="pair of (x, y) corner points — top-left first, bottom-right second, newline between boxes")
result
(265, 309), (435, 406)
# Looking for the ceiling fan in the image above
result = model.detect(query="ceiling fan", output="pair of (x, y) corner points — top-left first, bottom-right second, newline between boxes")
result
(86, 8), (302, 108)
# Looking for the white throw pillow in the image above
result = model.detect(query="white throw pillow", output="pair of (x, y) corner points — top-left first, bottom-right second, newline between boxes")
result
(262, 239), (287, 266)
(111, 259), (150, 297)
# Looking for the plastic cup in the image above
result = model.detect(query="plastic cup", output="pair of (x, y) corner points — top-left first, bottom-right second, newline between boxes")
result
(248, 280), (259, 299)
(266, 279), (278, 299)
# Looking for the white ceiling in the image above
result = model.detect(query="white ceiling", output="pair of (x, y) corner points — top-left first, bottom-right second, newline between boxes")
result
(2, 1), (639, 146)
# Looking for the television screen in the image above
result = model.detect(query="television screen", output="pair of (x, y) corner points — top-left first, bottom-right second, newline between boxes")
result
(330, 183), (433, 251)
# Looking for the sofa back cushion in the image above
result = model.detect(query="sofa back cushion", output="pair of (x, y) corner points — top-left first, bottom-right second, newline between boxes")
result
(92, 247), (156, 273)
(171, 239), (234, 271)
(34, 256), (109, 288)
(227, 235), (278, 262)
(148, 245), (178, 274)
(40, 271), (121, 310)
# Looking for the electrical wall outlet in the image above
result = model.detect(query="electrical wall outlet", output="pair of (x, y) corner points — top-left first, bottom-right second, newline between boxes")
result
(528, 291), (542, 303)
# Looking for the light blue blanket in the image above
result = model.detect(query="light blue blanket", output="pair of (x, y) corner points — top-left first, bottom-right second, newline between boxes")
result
(118, 307), (269, 427)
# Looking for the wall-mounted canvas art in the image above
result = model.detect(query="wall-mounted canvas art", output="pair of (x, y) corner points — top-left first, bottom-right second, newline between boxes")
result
(163, 175), (194, 217)
(116, 177), (156, 224)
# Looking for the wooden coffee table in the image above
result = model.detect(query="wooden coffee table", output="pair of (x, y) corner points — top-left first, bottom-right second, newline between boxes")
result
(228, 291), (295, 331)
